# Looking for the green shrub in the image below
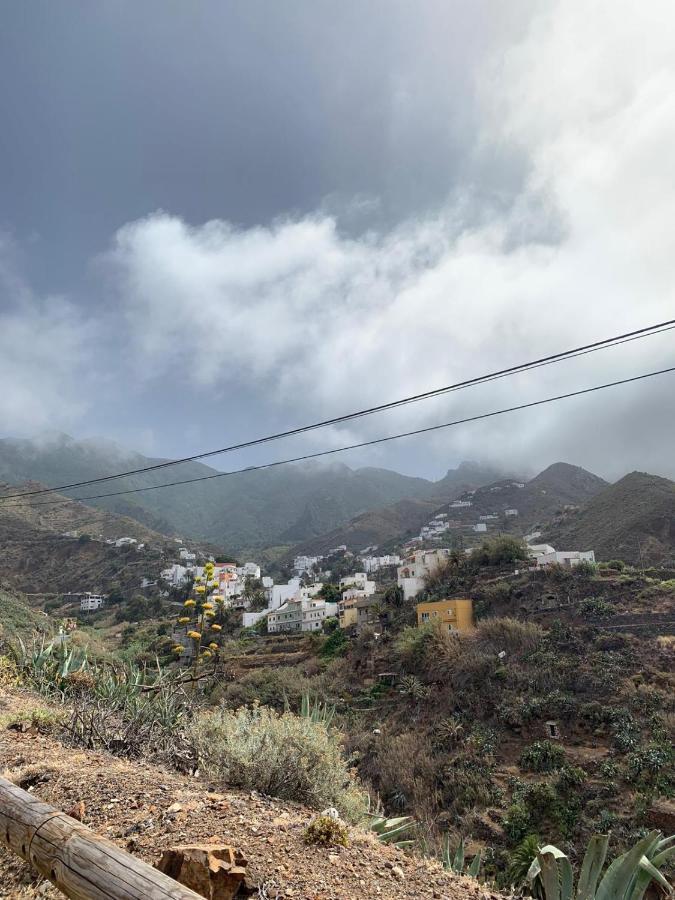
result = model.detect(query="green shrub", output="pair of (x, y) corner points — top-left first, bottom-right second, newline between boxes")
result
(188, 703), (366, 820)
(472, 536), (528, 567)
(320, 628), (348, 659)
(579, 597), (614, 618)
(304, 815), (349, 846)
(626, 742), (674, 794)
(519, 740), (566, 773)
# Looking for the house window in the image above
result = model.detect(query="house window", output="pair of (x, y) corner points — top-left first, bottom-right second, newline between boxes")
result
(447, 624), (454, 632)
(421, 612), (429, 622)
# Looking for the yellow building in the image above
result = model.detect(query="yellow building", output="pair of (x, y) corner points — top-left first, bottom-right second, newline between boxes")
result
(338, 598), (359, 629)
(415, 598), (474, 633)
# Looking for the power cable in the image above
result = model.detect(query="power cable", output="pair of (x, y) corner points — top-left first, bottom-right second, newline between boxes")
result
(1, 317), (674, 502)
(7, 363), (674, 510)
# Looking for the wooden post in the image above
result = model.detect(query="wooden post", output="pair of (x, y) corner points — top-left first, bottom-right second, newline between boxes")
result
(0, 775), (203, 899)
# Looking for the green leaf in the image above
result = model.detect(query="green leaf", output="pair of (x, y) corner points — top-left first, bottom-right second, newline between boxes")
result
(577, 834), (610, 900)
(453, 837), (465, 873)
(596, 831), (662, 900)
(468, 851), (482, 878)
(636, 857), (672, 893)
(538, 851), (562, 900)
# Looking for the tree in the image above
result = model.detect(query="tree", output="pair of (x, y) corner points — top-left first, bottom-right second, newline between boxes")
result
(318, 583), (341, 604)
(473, 535), (528, 567)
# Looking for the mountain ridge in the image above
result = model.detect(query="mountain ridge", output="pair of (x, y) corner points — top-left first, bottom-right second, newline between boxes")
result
(0, 434), (506, 552)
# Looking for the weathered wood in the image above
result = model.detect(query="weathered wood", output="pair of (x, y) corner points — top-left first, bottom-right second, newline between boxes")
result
(0, 775), (203, 899)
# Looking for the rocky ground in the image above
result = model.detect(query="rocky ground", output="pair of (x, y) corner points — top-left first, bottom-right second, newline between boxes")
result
(0, 689), (501, 900)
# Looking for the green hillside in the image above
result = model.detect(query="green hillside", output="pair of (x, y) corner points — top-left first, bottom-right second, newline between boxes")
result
(0, 435), (504, 552)
(544, 471), (675, 564)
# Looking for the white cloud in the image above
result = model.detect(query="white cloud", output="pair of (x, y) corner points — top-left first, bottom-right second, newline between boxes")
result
(0, 241), (94, 434)
(101, 1), (675, 477)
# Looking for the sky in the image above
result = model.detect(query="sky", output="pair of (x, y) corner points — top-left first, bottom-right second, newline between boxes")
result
(1, 0), (675, 482)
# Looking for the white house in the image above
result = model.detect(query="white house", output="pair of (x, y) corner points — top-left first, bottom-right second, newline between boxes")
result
(361, 554), (401, 573)
(473, 523), (488, 533)
(505, 508), (519, 517)
(302, 598), (338, 631)
(397, 549), (451, 602)
(80, 593), (105, 612)
(533, 548), (596, 568)
(270, 578), (302, 610)
(293, 555), (323, 574)
(237, 562), (261, 580)
(178, 548), (197, 563)
(114, 537), (137, 548)
(268, 596), (338, 633)
(339, 572), (375, 593)
(242, 609), (270, 629)
(450, 500), (472, 508)
(161, 564), (190, 586)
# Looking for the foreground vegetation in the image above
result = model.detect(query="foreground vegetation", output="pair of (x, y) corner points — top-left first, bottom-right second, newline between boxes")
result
(2, 543), (673, 893)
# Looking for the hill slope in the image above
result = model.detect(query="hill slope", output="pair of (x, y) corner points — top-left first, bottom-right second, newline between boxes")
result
(0, 434), (504, 552)
(0, 488), (174, 596)
(427, 462), (608, 537)
(289, 462), (510, 554)
(544, 471), (675, 563)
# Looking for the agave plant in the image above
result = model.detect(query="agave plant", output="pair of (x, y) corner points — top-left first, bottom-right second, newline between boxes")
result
(367, 814), (416, 848)
(527, 830), (674, 900)
(443, 835), (482, 878)
(298, 693), (336, 728)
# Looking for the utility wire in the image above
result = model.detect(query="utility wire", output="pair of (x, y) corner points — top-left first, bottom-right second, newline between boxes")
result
(7, 363), (675, 511)
(1, 317), (674, 503)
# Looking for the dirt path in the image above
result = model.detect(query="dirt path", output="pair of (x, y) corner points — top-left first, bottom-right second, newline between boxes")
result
(0, 689), (499, 900)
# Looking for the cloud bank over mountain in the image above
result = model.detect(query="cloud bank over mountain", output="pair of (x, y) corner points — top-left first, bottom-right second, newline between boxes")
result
(1, 1), (674, 479)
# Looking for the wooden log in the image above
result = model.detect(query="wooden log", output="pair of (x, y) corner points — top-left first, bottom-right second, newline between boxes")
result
(0, 775), (203, 899)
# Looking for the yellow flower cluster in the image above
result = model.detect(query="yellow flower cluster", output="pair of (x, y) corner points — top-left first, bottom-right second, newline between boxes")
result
(184, 599), (196, 607)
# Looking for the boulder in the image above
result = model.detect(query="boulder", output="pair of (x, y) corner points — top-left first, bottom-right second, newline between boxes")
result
(156, 843), (248, 899)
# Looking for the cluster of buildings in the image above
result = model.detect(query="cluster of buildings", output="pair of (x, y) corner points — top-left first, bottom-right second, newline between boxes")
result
(337, 572), (377, 629)
(267, 583), (337, 633)
(160, 554), (264, 606)
(527, 544), (595, 568)
(292, 546), (349, 576)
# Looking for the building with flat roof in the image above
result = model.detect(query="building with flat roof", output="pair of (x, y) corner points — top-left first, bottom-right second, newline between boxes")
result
(415, 598), (474, 633)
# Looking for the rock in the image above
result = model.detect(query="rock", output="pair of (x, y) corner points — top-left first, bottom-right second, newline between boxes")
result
(391, 866), (404, 879)
(166, 802), (183, 816)
(66, 800), (85, 822)
(648, 799), (675, 833)
(156, 843), (248, 900)
(320, 807), (340, 820)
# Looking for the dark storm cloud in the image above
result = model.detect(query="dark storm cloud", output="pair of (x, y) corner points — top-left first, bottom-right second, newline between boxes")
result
(0, 0), (530, 291)
(1, 0), (675, 482)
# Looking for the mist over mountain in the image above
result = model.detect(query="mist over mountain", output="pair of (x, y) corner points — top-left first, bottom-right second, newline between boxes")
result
(0, 434), (506, 552)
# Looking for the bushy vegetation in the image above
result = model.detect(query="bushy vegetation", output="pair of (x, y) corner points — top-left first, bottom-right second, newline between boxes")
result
(519, 740), (567, 773)
(189, 703), (366, 820)
(472, 535), (529, 567)
(303, 815), (349, 847)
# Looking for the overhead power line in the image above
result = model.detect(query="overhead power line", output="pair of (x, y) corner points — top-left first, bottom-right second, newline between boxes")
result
(7, 363), (675, 511)
(1, 317), (674, 503)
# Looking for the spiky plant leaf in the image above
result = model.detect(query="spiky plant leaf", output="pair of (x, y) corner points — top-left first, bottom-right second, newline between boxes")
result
(596, 831), (661, 900)
(576, 834), (609, 900)
(468, 850), (482, 878)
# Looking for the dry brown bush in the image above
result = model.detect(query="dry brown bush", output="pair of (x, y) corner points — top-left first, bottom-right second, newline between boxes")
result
(475, 617), (544, 654)
(369, 731), (442, 820)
